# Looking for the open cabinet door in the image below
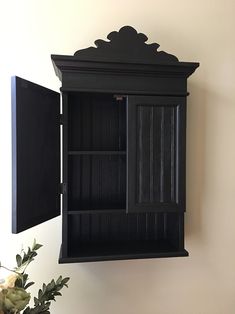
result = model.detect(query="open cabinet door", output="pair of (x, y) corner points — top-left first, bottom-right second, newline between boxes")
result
(12, 76), (60, 233)
(127, 95), (186, 213)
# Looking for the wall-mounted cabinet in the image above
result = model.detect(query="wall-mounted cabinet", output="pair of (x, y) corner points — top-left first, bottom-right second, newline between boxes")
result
(12, 26), (199, 263)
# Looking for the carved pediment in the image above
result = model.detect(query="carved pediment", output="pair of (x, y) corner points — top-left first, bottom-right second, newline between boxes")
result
(74, 26), (179, 64)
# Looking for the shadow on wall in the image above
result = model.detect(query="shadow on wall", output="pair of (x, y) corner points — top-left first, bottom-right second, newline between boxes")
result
(186, 76), (233, 247)
(186, 78), (206, 242)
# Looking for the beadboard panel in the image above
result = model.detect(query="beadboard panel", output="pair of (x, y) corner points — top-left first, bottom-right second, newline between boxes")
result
(127, 96), (186, 213)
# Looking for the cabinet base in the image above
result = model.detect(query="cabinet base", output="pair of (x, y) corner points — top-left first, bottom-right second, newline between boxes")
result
(58, 242), (189, 263)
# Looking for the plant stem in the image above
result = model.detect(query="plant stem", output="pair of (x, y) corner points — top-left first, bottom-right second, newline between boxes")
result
(0, 265), (20, 275)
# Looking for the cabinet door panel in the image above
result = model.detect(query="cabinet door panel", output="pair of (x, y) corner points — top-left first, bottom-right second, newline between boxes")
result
(12, 76), (60, 233)
(127, 96), (186, 213)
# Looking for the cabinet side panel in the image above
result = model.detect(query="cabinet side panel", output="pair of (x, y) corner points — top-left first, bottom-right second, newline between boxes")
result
(62, 93), (69, 257)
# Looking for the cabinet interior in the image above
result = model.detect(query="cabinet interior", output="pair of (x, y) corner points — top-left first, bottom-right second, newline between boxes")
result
(68, 155), (126, 211)
(67, 93), (126, 212)
(61, 92), (186, 262)
(68, 93), (126, 151)
(67, 212), (183, 262)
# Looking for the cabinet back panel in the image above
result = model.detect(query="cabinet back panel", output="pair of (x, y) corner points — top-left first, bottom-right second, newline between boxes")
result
(68, 212), (182, 249)
(68, 155), (126, 210)
(68, 93), (126, 151)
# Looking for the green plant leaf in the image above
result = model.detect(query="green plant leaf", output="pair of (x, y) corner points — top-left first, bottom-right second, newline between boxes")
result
(54, 292), (62, 296)
(56, 275), (62, 285)
(32, 239), (36, 250)
(61, 277), (70, 284)
(33, 244), (43, 250)
(16, 254), (22, 267)
(5, 240), (69, 314)
(24, 281), (35, 289)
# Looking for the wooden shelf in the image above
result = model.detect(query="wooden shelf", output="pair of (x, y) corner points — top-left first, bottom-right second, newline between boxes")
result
(67, 209), (126, 215)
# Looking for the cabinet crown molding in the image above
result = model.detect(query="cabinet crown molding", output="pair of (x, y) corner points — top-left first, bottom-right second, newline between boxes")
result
(73, 25), (179, 64)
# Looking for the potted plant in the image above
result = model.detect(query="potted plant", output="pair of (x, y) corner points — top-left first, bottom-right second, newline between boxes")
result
(0, 240), (69, 314)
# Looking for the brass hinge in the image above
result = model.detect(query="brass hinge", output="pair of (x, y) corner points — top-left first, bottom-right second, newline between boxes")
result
(60, 114), (64, 125)
(60, 183), (67, 194)
(114, 95), (125, 101)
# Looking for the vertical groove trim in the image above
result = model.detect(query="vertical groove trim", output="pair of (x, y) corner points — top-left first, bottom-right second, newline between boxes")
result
(149, 107), (154, 203)
(160, 106), (165, 202)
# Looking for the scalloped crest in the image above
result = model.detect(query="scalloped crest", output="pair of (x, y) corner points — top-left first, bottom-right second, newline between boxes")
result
(74, 26), (179, 64)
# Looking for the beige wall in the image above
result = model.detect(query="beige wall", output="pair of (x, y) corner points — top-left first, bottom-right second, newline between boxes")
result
(1, 0), (235, 313)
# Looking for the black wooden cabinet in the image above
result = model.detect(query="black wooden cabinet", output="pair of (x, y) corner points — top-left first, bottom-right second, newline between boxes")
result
(12, 26), (199, 263)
